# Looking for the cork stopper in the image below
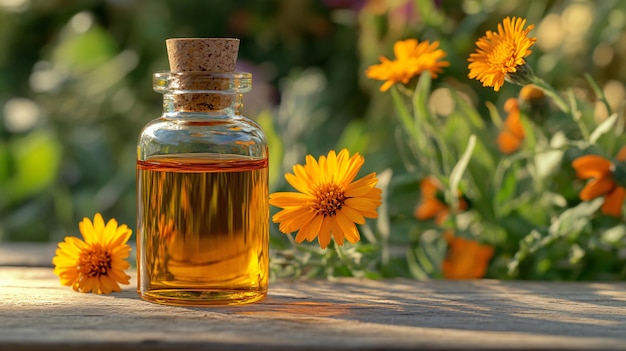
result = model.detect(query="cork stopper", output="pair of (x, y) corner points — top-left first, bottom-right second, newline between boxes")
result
(165, 38), (240, 111)
(166, 38), (239, 73)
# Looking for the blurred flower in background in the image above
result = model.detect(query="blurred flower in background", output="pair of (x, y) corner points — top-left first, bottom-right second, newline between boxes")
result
(497, 97), (524, 154)
(414, 176), (467, 225)
(442, 231), (494, 280)
(468, 16), (537, 91)
(365, 38), (448, 92)
(572, 147), (626, 217)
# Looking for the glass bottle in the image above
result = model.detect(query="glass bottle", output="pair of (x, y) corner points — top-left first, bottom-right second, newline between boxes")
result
(136, 69), (269, 306)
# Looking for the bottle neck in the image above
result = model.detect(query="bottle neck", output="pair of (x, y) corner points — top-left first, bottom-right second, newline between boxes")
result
(163, 93), (244, 115)
(153, 71), (251, 116)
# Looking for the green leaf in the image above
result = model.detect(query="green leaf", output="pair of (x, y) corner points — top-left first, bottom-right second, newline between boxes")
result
(406, 245), (429, 280)
(391, 78), (436, 165)
(566, 88), (590, 139)
(486, 101), (504, 128)
(549, 198), (602, 236)
(585, 72), (612, 117)
(493, 162), (519, 217)
(0, 142), (10, 182)
(447, 86), (485, 130)
(534, 132), (566, 180)
(600, 224), (626, 245)
(412, 70), (432, 126)
(415, 245), (435, 274)
(7, 129), (62, 203)
(568, 244), (585, 265)
(589, 113), (619, 144)
(390, 87), (414, 133)
(508, 198), (602, 278)
(336, 119), (369, 154)
(53, 26), (117, 74)
(508, 229), (543, 271)
(449, 135), (476, 211)
(414, 0), (444, 27)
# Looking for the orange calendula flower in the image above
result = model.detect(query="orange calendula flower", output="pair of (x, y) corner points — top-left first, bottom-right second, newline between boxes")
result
(468, 17), (537, 92)
(497, 97), (525, 154)
(269, 149), (382, 249)
(572, 146), (626, 217)
(53, 213), (132, 294)
(442, 232), (494, 280)
(366, 38), (449, 92)
(414, 176), (467, 225)
(519, 84), (545, 102)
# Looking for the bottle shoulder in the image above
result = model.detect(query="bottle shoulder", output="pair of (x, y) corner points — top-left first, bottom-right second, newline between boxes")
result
(139, 115), (266, 139)
(137, 114), (267, 160)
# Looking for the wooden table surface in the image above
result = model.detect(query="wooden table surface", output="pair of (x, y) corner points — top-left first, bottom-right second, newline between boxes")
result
(1, 243), (626, 350)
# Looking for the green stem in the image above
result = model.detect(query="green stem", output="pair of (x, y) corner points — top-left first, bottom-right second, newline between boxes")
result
(531, 77), (570, 114)
(584, 72), (612, 117)
(334, 243), (356, 273)
(566, 89), (591, 140)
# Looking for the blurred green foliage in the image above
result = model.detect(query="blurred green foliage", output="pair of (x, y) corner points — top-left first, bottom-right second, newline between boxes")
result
(0, 0), (365, 242)
(1, 0), (626, 280)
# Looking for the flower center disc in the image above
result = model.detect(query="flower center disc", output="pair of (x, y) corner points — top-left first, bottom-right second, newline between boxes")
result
(78, 244), (112, 277)
(312, 183), (346, 217)
(490, 41), (517, 70)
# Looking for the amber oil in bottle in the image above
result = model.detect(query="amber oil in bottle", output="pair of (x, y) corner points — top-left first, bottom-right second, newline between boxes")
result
(136, 38), (269, 306)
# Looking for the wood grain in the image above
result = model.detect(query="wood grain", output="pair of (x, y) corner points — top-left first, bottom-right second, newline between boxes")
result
(1, 267), (626, 350)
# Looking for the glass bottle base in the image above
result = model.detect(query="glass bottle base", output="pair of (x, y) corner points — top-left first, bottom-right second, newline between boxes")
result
(138, 288), (267, 306)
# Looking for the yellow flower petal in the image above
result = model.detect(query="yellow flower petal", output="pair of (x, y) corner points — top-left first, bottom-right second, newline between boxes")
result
(379, 79), (395, 92)
(328, 216), (345, 246)
(285, 171), (312, 196)
(345, 197), (380, 217)
(394, 39), (415, 60)
(108, 269), (131, 284)
(273, 206), (314, 233)
(318, 219), (333, 249)
(325, 150), (338, 182)
(336, 214), (359, 244)
(340, 150), (364, 185)
(305, 154), (322, 180)
(93, 213), (105, 240)
(339, 206), (366, 225)
(80, 278), (94, 293)
(99, 276), (117, 294)
(109, 225), (133, 248)
(269, 192), (313, 208)
(295, 214), (324, 243)
(78, 218), (96, 244)
(345, 172), (378, 197)
(102, 218), (118, 245)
